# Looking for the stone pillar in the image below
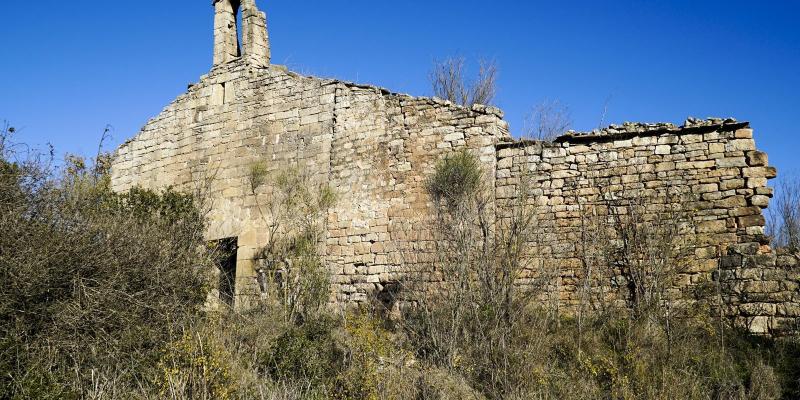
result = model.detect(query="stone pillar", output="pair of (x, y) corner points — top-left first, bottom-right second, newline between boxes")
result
(240, 0), (271, 66)
(213, 0), (240, 67)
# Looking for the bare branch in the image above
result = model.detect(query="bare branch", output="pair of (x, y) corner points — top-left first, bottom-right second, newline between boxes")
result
(766, 174), (800, 251)
(523, 100), (572, 141)
(430, 57), (497, 107)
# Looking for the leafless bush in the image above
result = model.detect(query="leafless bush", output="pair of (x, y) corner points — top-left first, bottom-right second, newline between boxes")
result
(575, 183), (697, 338)
(609, 196), (694, 319)
(250, 166), (336, 324)
(0, 121), (11, 155)
(430, 56), (497, 107)
(523, 100), (572, 141)
(534, 186), (790, 400)
(402, 150), (554, 398)
(767, 174), (800, 252)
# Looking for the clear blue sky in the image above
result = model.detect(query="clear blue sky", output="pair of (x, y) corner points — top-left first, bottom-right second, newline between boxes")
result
(1, 1), (798, 175)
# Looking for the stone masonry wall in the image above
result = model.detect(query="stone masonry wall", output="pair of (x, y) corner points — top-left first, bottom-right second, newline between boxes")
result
(495, 121), (799, 335)
(111, 59), (508, 305)
(720, 245), (800, 334)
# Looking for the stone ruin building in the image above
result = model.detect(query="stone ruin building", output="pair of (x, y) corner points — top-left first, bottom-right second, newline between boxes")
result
(111, 0), (799, 335)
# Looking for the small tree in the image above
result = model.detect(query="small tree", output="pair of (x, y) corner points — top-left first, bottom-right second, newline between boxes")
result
(0, 121), (13, 155)
(430, 56), (497, 107)
(523, 100), (572, 141)
(575, 181), (696, 341)
(766, 174), (800, 252)
(608, 196), (693, 320)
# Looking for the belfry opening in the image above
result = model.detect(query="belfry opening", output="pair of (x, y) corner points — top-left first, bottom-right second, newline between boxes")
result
(212, 0), (270, 68)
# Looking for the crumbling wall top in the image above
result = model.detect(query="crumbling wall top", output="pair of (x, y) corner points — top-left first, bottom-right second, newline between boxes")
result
(498, 117), (749, 149)
(558, 117), (743, 141)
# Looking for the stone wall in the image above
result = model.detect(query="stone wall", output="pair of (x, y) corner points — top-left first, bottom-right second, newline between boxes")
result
(111, 59), (508, 305)
(494, 121), (799, 335)
(720, 246), (800, 334)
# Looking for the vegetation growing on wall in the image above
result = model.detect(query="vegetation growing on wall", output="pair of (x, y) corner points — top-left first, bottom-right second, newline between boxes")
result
(429, 57), (498, 107)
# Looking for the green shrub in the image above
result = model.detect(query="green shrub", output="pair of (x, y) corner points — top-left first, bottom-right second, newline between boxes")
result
(157, 330), (235, 400)
(426, 149), (483, 208)
(334, 314), (407, 400)
(262, 316), (343, 392)
(0, 145), (212, 397)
